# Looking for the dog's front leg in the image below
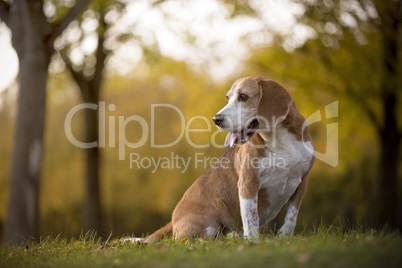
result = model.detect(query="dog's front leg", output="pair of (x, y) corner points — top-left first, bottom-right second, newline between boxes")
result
(238, 177), (259, 239)
(239, 193), (259, 239)
(278, 202), (298, 236)
(278, 174), (308, 236)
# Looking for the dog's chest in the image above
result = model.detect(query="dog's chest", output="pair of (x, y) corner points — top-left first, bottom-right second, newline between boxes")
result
(257, 131), (312, 223)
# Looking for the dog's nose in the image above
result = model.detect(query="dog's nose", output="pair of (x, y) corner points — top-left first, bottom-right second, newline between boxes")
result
(212, 114), (224, 126)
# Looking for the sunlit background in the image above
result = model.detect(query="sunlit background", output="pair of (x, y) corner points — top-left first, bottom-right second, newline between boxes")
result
(0, 0), (400, 240)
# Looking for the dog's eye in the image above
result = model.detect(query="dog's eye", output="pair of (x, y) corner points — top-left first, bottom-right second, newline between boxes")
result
(238, 93), (248, 101)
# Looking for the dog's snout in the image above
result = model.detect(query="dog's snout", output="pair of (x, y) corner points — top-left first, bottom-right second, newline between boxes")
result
(212, 114), (224, 126)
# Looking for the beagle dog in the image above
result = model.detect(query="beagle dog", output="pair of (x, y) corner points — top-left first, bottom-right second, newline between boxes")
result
(144, 76), (315, 241)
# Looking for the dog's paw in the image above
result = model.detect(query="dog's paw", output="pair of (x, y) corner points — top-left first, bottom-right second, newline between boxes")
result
(278, 226), (294, 237)
(121, 237), (144, 244)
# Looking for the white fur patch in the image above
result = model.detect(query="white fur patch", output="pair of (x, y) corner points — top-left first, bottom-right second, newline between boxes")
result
(205, 226), (218, 237)
(121, 237), (143, 243)
(257, 126), (312, 227)
(278, 203), (298, 236)
(239, 193), (259, 239)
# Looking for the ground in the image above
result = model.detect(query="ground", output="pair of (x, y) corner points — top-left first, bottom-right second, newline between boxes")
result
(1, 226), (401, 267)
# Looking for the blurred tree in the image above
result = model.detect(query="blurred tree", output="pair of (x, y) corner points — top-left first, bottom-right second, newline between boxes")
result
(57, 1), (109, 236)
(55, 0), (164, 234)
(56, 0), (128, 235)
(297, 0), (402, 229)
(0, 0), (91, 244)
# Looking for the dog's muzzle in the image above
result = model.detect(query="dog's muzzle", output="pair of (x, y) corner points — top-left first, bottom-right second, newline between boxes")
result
(212, 114), (224, 127)
(213, 114), (259, 148)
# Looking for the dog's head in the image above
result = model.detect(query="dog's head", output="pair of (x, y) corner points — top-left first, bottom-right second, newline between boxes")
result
(213, 76), (293, 148)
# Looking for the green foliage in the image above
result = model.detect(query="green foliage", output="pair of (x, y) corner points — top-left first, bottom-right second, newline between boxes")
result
(223, 0), (257, 18)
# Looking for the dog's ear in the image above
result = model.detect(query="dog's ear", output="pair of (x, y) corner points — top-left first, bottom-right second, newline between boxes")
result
(257, 79), (293, 130)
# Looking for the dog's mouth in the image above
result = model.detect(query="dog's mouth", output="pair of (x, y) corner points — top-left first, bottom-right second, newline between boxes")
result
(224, 119), (259, 148)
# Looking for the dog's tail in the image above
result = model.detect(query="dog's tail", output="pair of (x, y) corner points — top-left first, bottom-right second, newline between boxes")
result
(146, 221), (173, 242)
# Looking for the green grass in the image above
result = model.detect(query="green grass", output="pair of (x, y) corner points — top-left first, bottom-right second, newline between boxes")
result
(1, 226), (401, 268)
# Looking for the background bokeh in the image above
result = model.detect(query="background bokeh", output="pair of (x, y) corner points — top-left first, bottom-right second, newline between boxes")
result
(0, 0), (401, 240)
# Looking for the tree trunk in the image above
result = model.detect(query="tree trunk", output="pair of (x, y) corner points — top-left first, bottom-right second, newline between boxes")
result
(63, 19), (107, 235)
(376, 0), (401, 230)
(378, 95), (400, 229)
(83, 19), (107, 236)
(1, 0), (91, 244)
(62, 59), (104, 236)
(3, 33), (50, 244)
(83, 92), (102, 234)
